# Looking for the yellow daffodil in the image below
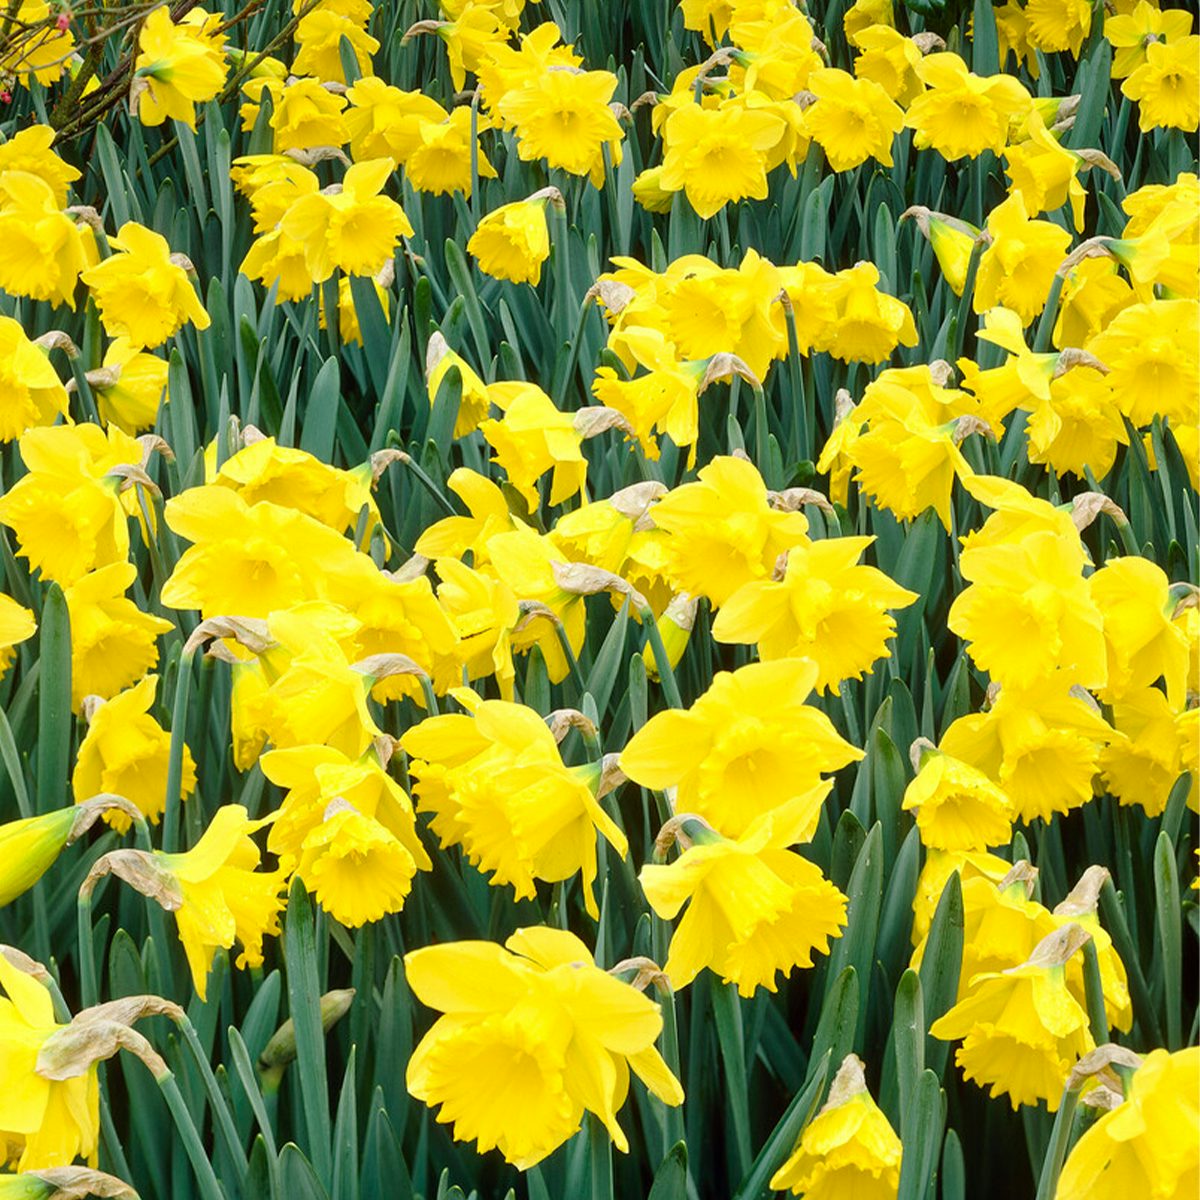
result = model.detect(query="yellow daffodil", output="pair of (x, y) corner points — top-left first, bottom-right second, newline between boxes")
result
(647, 454), (808, 607)
(0, 316), (69, 442)
(1106, 1), (1193, 78)
(406, 107), (498, 197)
(906, 53), (1031, 160)
(468, 194), (552, 285)
(713, 536), (918, 693)
(134, 6), (227, 130)
(1122, 36), (1200, 132)
(802, 67), (904, 173)
(1056, 1047), (1199, 1198)
(0, 171), (89, 308)
(405, 927), (682, 1167)
(498, 67), (624, 187)
(931, 924), (1096, 1111)
(641, 796), (847, 997)
(81, 222), (210, 349)
(479, 382), (588, 510)
(72, 675), (197, 831)
(147, 806), (286, 999)
(620, 658), (862, 838)
(770, 1054), (902, 1198)
(903, 746), (1014, 851)
(402, 696), (626, 918)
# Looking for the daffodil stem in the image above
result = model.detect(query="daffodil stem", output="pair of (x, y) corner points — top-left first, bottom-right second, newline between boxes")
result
(158, 1072), (228, 1200)
(552, 194), (572, 351)
(640, 605), (682, 709)
(950, 240), (984, 363)
(1033, 1083), (1081, 1200)
(468, 90), (481, 227)
(418, 673), (439, 715)
(77, 889), (98, 1009)
(712, 981), (753, 1179)
(586, 1112), (613, 1200)
(782, 306), (808, 462)
(551, 620), (588, 700)
(163, 647), (195, 854)
(752, 383), (770, 483)
(177, 1014), (251, 1186)
(553, 293), (594, 408)
(1032, 273), (1066, 353)
(395, 451), (457, 517)
(1080, 939), (1109, 1046)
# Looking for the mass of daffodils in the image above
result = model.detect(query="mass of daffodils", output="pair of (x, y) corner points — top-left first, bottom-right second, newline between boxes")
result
(0, 0), (1195, 1197)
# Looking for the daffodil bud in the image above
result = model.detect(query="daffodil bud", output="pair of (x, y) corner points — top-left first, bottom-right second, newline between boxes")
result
(259, 988), (356, 1072)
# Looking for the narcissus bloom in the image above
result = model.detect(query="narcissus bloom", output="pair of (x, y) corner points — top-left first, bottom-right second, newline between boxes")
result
(258, 76), (349, 152)
(591, 327), (706, 465)
(0, 594), (35, 675)
(295, 802), (419, 927)
(815, 262), (919, 363)
(802, 68), (904, 173)
(940, 684), (1112, 824)
(134, 6), (227, 130)
(405, 927), (682, 1168)
(0, 424), (136, 584)
(406, 106), (498, 197)
(713, 536), (918, 693)
(911, 848), (1012, 946)
(620, 659), (861, 838)
(1106, 2), (1193, 79)
(479, 383), (587, 510)
(931, 924), (1096, 1111)
(0, 172), (90, 308)
(647, 455), (808, 607)
(948, 527), (1106, 691)
(1100, 686), (1189, 817)
(1056, 1047), (1199, 1199)
(852, 25), (924, 105)
(1088, 299), (1199, 428)
(206, 435), (381, 546)
(161, 488), (367, 619)
(1089, 556), (1192, 706)
(836, 364), (980, 530)
(1122, 37), (1200, 132)
(92, 338), (169, 435)
(0, 955), (98, 1170)
(344, 77), (448, 165)
(974, 194), (1071, 324)
(292, 8), (378, 83)
(769, 1055), (902, 1198)
(1004, 109), (1096, 231)
(906, 53), (1031, 160)
(498, 68), (624, 187)
(468, 195), (551, 284)
(402, 697), (626, 918)
(0, 1), (75, 86)
(641, 795), (847, 996)
(81, 223), (210, 349)
(72, 675), (197, 832)
(0, 125), (80, 207)
(1024, 0), (1091, 55)
(63, 563), (173, 710)
(0, 807), (84, 907)
(658, 101), (784, 217)
(0, 317), (69, 442)
(426, 338), (492, 439)
(281, 158), (412, 283)
(151, 805), (287, 999)
(903, 746), (1013, 851)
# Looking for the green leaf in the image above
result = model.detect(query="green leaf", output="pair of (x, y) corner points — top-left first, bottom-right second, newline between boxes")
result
(807, 967), (859, 1090)
(826, 824), (883, 1045)
(892, 970), (925, 1144)
(280, 1145), (330, 1200)
(730, 1050), (829, 1200)
(1154, 830), (1182, 1048)
(712, 980), (753, 1180)
(300, 358), (342, 462)
(646, 1141), (687, 1200)
(895, 1070), (944, 1200)
(284, 879), (333, 1185)
(35, 582), (71, 814)
(917, 870), (963, 1080)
